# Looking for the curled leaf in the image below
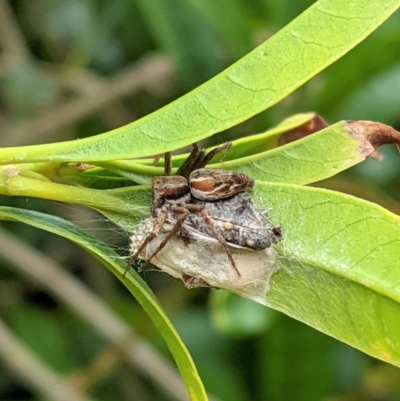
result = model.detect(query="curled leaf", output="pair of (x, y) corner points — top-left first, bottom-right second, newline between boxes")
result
(277, 114), (328, 146)
(346, 120), (400, 153)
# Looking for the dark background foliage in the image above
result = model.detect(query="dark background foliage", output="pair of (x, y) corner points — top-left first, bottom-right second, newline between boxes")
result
(0, 0), (400, 400)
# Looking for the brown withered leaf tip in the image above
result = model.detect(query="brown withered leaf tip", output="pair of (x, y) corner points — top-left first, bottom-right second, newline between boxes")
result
(277, 114), (328, 146)
(345, 120), (400, 157)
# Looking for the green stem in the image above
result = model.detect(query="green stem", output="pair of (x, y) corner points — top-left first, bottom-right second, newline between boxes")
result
(0, 173), (145, 216)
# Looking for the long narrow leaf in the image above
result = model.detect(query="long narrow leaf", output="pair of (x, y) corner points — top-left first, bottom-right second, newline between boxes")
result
(0, 207), (208, 401)
(0, 0), (398, 164)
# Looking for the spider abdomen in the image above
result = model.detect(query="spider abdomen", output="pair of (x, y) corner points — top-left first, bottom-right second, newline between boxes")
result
(189, 169), (254, 201)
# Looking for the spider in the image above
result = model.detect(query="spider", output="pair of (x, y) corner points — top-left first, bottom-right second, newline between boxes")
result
(126, 143), (282, 278)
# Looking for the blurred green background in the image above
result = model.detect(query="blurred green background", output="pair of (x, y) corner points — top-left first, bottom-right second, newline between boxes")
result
(1, 0), (400, 400)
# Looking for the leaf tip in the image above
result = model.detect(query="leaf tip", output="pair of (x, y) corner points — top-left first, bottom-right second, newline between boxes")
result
(345, 120), (400, 157)
(278, 114), (329, 145)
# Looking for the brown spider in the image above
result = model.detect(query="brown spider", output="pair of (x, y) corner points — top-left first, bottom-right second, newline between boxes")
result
(126, 143), (282, 278)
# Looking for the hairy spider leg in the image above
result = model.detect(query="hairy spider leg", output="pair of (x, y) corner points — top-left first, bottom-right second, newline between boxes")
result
(163, 152), (172, 176)
(147, 208), (190, 262)
(156, 143), (203, 179)
(184, 204), (241, 277)
(159, 141), (233, 179)
(181, 274), (210, 289)
(176, 142), (232, 178)
(158, 145), (204, 179)
(197, 141), (232, 168)
(146, 202), (242, 277)
(175, 144), (205, 178)
(123, 205), (169, 277)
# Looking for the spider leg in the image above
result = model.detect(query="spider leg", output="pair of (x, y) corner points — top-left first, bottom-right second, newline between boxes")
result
(151, 152), (172, 176)
(181, 274), (210, 289)
(177, 142), (232, 178)
(123, 205), (169, 277)
(176, 144), (205, 178)
(151, 154), (161, 166)
(185, 204), (241, 277)
(199, 141), (232, 167)
(148, 208), (190, 261)
(164, 152), (172, 176)
(182, 274), (196, 288)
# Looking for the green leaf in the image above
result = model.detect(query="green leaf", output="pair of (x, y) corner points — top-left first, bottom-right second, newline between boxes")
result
(167, 112), (324, 163)
(0, 0), (398, 164)
(0, 168), (150, 230)
(0, 206), (208, 401)
(223, 120), (373, 184)
(134, 180), (400, 366)
(88, 113), (326, 184)
(99, 120), (386, 186)
(250, 182), (400, 367)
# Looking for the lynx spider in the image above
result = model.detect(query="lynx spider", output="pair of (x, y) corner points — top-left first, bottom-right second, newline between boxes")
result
(126, 143), (282, 278)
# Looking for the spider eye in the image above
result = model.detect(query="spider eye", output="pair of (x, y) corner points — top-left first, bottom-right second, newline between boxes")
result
(152, 178), (163, 187)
